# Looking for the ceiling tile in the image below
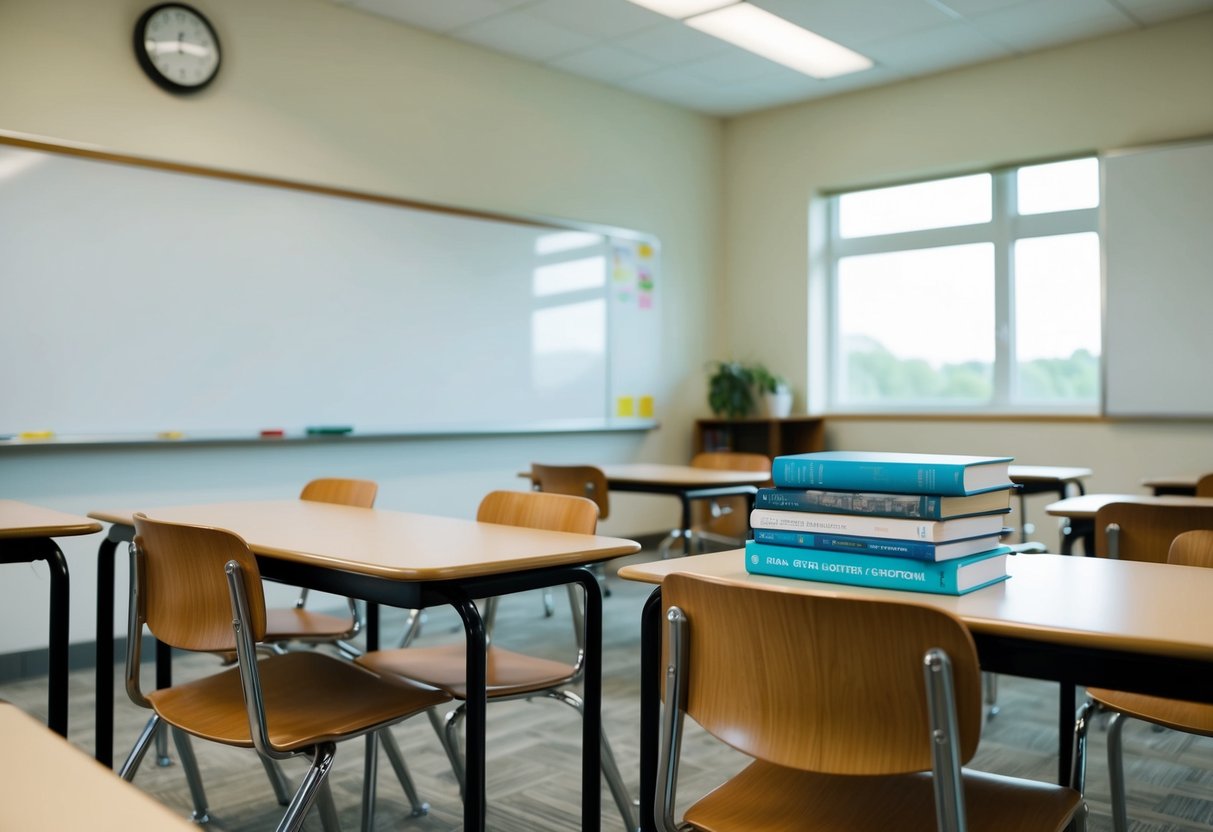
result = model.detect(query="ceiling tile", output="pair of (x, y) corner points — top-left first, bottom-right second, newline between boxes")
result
(964, 0), (1136, 51)
(757, 0), (956, 46)
(524, 0), (663, 39)
(611, 19), (732, 65)
(547, 45), (665, 83)
(342, 0), (533, 34)
(454, 8), (598, 62)
(679, 48), (800, 85)
(1110, 0), (1213, 24)
(862, 20), (1013, 76)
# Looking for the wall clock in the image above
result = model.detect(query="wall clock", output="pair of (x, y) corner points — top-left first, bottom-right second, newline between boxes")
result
(133, 3), (221, 94)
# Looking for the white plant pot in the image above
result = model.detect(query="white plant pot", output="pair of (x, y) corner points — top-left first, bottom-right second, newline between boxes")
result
(763, 389), (793, 418)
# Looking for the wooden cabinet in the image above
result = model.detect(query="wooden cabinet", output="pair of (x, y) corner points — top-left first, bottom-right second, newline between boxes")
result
(693, 417), (825, 460)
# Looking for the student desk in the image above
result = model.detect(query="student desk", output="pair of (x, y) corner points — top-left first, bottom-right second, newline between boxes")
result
(90, 500), (640, 832)
(1007, 465), (1092, 543)
(620, 549), (1213, 828)
(1044, 494), (1213, 555)
(0, 500), (101, 736)
(1141, 473), (1200, 496)
(0, 702), (195, 830)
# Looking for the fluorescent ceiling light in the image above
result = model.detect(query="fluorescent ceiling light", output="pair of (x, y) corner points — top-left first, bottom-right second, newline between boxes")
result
(686, 3), (873, 79)
(625, 0), (735, 17)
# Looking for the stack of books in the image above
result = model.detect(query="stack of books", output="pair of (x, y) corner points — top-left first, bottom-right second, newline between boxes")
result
(745, 451), (1016, 595)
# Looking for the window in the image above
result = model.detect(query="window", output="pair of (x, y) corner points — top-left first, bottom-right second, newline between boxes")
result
(824, 158), (1100, 413)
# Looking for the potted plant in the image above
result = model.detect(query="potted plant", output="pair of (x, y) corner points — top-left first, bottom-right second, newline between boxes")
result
(751, 364), (793, 418)
(706, 360), (756, 418)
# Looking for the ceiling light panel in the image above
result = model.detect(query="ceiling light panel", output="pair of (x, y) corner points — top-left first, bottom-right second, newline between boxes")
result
(687, 3), (873, 78)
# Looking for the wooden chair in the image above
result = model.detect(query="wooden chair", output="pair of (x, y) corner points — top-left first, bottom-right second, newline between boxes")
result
(656, 572), (1085, 832)
(658, 451), (770, 557)
(354, 490), (636, 831)
(261, 477), (379, 654)
(118, 514), (450, 832)
(529, 463), (612, 614)
(1074, 530), (1213, 832)
(1095, 500), (1213, 562)
(1196, 473), (1213, 497)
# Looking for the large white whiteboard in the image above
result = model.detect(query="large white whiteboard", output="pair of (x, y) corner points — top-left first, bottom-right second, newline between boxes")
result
(1103, 138), (1213, 417)
(0, 138), (661, 439)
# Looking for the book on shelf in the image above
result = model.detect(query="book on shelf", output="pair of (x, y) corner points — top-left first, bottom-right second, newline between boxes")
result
(771, 451), (1013, 496)
(751, 527), (1007, 562)
(753, 486), (1013, 519)
(745, 540), (1011, 596)
(749, 507), (1007, 543)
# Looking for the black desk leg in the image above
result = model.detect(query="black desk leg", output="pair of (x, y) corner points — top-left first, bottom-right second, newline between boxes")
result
(365, 601), (379, 652)
(680, 499), (693, 557)
(576, 571), (603, 831)
(44, 541), (70, 737)
(95, 536), (119, 766)
(639, 587), (662, 832)
(1058, 681), (1076, 786)
(451, 592), (488, 832)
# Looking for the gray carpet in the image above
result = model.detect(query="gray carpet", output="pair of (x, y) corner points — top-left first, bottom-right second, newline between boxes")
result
(3, 549), (1211, 831)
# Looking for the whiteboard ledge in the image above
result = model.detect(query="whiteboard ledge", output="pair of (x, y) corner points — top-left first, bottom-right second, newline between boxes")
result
(0, 419), (660, 449)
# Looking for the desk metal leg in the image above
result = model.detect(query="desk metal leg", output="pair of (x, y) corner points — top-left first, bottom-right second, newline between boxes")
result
(365, 602), (379, 652)
(96, 536), (119, 765)
(638, 587), (662, 832)
(450, 591), (488, 832)
(1058, 681), (1076, 786)
(680, 499), (693, 557)
(45, 541), (70, 737)
(578, 572), (604, 832)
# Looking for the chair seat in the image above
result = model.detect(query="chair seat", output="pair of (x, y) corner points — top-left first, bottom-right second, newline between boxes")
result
(264, 608), (355, 640)
(683, 759), (1081, 832)
(356, 644), (575, 699)
(149, 651), (449, 752)
(1088, 687), (1213, 735)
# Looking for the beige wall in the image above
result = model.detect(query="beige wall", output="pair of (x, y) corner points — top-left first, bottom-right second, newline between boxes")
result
(0, 0), (723, 651)
(723, 13), (1213, 542)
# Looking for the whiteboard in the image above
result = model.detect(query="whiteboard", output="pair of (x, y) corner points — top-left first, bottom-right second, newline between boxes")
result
(0, 138), (661, 439)
(1103, 138), (1213, 417)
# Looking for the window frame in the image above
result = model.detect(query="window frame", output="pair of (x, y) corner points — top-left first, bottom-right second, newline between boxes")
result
(823, 162), (1100, 415)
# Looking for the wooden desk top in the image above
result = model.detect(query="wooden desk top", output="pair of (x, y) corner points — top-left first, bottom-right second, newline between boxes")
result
(0, 703), (193, 829)
(619, 550), (1213, 662)
(90, 500), (639, 581)
(1007, 465), (1094, 484)
(598, 463), (770, 488)
(1142, 474), (1200, 489)
(1045, 493), (1213, 519)
(0, 500), (102, 539)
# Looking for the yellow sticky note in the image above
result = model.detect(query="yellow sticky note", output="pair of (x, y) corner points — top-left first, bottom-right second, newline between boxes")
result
(616, 396), (635, 417)
(638, 396), (654, 418)
(637, 242), (653, 258)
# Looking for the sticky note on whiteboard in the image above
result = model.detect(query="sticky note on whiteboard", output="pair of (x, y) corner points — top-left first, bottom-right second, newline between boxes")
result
(616, 396), (635, 417)
(638, 396), (654, 418)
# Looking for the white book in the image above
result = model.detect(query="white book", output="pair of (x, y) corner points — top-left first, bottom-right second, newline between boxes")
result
(749, 508), (1007, 543)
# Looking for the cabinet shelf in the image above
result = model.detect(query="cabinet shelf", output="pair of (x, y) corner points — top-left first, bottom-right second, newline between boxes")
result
(694, 416), (825, 460)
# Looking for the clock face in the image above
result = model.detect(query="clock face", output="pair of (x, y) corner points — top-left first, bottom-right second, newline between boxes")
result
(135, 4), (221, 93)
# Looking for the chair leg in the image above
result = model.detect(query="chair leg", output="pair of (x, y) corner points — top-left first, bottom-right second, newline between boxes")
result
(277, 742), (337, 832)
(541, 588), (555, 617)
(1107, 712), (1130, 832)
(155, 718), (173, 767)
(543, 688), (637, 832)
(379, 727), (430, 817)
(315, 776), (340, 832)
(260, 754), (293, 806)
(428, 705), (468, 796)
(983, 672), (1000, 720)
(397, 609), (425, 648)
(171, 727), (211, 823)
(119, 713), (162, 780)
(361, 731), (378, 832)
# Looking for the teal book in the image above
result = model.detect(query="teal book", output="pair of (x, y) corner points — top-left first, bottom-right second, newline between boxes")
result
(745, 540), (1011, 596)
(753, 486), (1013, 519)
(771, 451), (1013, 496)
(750, 528), (1007, 562)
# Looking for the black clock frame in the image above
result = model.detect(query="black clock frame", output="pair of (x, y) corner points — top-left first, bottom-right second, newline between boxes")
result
(133, 3), (221, 95)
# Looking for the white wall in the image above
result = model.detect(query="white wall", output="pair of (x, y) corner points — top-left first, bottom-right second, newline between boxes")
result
(722, 13), (1213, 541)
(0, 0), (723, 652)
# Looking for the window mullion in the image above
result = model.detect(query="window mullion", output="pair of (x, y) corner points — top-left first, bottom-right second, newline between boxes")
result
(992, 171), (1015, 407)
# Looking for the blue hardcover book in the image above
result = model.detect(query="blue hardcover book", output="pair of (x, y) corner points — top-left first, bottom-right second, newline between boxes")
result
(771, 451), (1014, 496)
(749, 507), (1007, 543)
(745, 540), (1011, 596)
(750, 527), (1007, 562)
(753, 486), (1013, 519)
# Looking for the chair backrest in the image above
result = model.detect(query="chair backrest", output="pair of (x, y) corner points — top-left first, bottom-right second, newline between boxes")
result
(1168, 529), (1213, 568)
(299, 477), (378, 508)
(1196, 474), (1213, 498)
(1095, 501), (1213, 562)
(476, 489), (598, 535)
(662, 572), (983, 775)
(132, 513), (267, 652)
(529, 464), (609, 521)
